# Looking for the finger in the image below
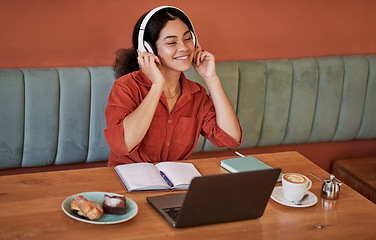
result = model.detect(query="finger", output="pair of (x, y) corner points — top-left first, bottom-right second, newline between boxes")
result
(193, 51), (199, 66)
(137, 55), (143, 66)
(153, 55), (161, 65)
(193, 49), (202, 64)
(145, 54), (160, 66)
(138, 52), (152, 63)
(137, 55), (145, 68)
(200, 51), (208, 62)
(195, 50), (207, 67)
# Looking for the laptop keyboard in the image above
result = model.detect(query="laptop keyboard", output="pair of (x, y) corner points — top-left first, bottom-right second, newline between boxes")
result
(163, 206), (182, 221)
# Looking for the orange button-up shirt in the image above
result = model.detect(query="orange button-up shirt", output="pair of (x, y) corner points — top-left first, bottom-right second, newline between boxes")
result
(104, 70), (242, 166)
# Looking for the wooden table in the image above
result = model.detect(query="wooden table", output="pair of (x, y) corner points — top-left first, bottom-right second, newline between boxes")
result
(333, 157), (376, 204)
(1, 151), (376, 240)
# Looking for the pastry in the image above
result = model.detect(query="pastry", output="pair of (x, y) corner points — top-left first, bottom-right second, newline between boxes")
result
(102, 194), (127, 215)
(71, 196), (103, 220)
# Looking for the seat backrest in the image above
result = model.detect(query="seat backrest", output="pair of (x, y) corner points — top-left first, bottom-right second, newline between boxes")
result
(1, 55), (376, 169)
(185, 55), (376, 153)
(0, 67), (115, 169)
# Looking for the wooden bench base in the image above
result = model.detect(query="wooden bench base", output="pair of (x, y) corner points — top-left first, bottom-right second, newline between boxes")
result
(0, 161), (108, 176)
(333, 157), (376, 204)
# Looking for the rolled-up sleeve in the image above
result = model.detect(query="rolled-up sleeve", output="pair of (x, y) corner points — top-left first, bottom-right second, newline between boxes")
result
(104, 119), (128, 155)
(104, 79), (140, 156)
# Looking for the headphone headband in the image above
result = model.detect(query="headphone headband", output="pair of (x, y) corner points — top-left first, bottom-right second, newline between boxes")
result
(137, 6), (198, 53)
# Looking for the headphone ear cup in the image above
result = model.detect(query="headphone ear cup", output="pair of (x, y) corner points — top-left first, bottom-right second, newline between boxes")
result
(190, 31), (197, 47)
(143, 41), (154, 54)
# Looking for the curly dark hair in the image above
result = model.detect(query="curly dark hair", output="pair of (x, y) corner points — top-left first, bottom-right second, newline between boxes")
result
(113, 7), (193, 78)
(113, 48), (138, 79)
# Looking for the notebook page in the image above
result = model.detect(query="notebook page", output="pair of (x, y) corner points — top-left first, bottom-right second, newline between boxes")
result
(115, 163), (168, 191)
(156, 162), (201, 189)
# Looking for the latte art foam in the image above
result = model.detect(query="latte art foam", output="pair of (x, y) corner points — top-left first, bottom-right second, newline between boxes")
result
(283, 174), (307, 184)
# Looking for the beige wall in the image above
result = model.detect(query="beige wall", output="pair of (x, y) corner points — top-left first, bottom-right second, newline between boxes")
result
(1, 0), (376, 68)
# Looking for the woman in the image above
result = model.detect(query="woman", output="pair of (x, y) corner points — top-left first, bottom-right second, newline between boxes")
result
(104, 6), (242, 166)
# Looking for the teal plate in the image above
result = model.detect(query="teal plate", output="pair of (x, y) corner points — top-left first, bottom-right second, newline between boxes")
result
(62, 192), (138, 224)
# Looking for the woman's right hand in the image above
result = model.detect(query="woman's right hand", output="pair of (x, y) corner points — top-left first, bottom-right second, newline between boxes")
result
(137, 50), (165, 87)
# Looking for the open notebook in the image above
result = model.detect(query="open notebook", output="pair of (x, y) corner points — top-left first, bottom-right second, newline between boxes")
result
(114, 162), (201, 191)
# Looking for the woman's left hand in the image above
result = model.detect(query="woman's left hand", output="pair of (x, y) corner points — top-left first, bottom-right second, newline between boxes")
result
(193, 44), (217, 81)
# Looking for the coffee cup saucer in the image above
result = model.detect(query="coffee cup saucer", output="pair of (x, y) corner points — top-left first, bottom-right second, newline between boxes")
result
(271, 186), (318, 208)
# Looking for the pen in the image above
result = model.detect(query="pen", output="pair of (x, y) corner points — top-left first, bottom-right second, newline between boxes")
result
(235, 151), (245, 157)
(160, 171), (174, 188)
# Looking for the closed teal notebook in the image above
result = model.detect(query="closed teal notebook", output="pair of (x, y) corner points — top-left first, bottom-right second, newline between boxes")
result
(220, 156), (282, 181)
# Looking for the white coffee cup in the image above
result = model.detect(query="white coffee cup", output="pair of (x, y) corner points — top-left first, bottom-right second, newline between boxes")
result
(282, 173), (312, 202)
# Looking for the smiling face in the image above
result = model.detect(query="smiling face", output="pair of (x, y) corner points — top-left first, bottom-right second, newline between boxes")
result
(156, 19), (195, 75)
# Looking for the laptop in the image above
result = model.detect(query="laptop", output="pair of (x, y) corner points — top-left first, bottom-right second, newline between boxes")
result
(147, 168), (281, 228)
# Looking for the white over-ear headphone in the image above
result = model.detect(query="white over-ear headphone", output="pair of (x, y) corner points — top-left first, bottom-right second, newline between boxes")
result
(137, 6), (198, 54)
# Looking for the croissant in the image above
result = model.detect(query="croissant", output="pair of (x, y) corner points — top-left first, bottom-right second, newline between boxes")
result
(71, 196), (103, 220)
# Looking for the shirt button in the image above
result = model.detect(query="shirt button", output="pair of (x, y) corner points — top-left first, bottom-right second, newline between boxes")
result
(168, 119), (173, 124)
(165, 142), (170, 146)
